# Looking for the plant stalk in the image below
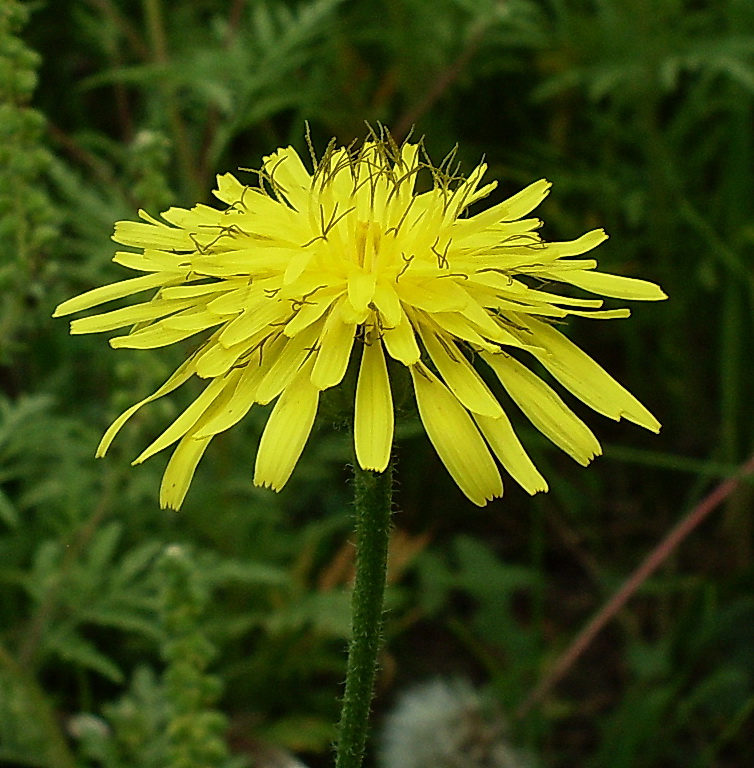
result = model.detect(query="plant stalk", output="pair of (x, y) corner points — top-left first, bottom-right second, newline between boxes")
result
(335, 462), (393, 768)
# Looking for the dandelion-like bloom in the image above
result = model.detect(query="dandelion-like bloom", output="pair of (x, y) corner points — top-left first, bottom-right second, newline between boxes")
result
(54, 133), (665, 509)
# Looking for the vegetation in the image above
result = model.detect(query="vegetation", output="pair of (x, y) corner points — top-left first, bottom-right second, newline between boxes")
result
(2, 0), (753, 766)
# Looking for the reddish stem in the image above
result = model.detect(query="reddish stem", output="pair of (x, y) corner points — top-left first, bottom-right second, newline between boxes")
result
(516, 452), (754, 718)
(393, 20), (488, 143)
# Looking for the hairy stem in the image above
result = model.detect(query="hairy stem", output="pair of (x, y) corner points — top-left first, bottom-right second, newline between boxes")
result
(335, 462), (393, 768)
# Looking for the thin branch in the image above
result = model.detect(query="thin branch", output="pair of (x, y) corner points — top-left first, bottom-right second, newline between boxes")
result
(47, 122), (138, 208)
(227, 0), (247, 34)
(142, 0), (199, 198)
(516, 451), (754, 718)
(197, 0), (247, 190)
(393, 18), (489, 143)
(84, 0), (151, 61)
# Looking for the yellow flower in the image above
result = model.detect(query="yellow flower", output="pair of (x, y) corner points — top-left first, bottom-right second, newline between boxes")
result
(54, 133), (666, 509)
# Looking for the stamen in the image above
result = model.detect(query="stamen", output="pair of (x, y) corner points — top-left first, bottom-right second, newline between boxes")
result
(385, 194), (417, 237)
(396, 252), (414, 281)
(430, 237), (451, 269)
(189, 233), (208, 254)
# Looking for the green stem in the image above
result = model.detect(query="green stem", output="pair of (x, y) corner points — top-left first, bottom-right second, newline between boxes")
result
(335, 462), (393, 768)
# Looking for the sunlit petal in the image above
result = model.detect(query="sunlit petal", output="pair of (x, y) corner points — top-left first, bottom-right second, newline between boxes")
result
(254, 367), (319, 490)
(410, 363), (502, 506)
(355, 340), (393, 472)
(484, 352), (602, 466)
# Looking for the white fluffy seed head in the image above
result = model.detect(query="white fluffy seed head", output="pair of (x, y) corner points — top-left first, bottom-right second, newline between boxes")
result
(378, 678), (533, 768)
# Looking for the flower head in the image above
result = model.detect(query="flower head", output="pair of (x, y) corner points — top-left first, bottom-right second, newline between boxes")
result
(54, 131), (665, 509)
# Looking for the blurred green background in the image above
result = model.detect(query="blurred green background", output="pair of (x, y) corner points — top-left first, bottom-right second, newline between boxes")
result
(2, 0), (754, 766)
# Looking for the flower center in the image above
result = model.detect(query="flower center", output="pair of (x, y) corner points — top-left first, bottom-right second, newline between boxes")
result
(355, 220), (382, 272)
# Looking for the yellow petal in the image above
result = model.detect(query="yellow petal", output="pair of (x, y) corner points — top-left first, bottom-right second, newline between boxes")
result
(53, 273), (167, 317)
(311, 310), (356, 390)
(551, 229), (609, 257)
(254, 368), (319, 490)
(213, 172), (246, 205)
(132, 373), (236, 465)
(159, 203), (223, 230)
(112, 215), (193, 250)
(474, 412), (548, 495)
(483, 352), (602, 465)
(321, 147), (356, 205)
(69, 298), (194, 334)
(348, 270), (377, 314)
(410, 363), (502, 506)
(539, 257), (598, 273)
(373, 280), (403, 327)
(254, 324), (320, 405)
(519, 317), (661, 432)
(162, 309), (227, 332)
(192, 248), (294, 278)
(461, 179), (551, 232)
(283, 293), (334, 337)
(499, 282), (604, 309)
(397, 143), (421, 193)
(568, 308), (631, 319)
(263, 146), (312, 212)
(339, 300), (370, 325)
(444, 162), (492, 218)
(400, 278), (468, 313)
(418, 325), (503, 418)
(205, 284), (256, 315)
(431, 311), (514, 352)
(552, 269), (667, 301)
(109, 322), (205, 349)
(283, 250), (316, 285)
(219, 301), (288, 347)
(498, 178), (552, 220)
(457, 295), (528, 346)
(195, 337), (251, 378)
(382, 308), (421, 364)
(96, 357), (197, 457)
(159, 434), (212, 510)
(112, 249), (185, 272)
(195, 360), (266, 437)
(355, 340), (393, 472)
(160, 281), (236, 301)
